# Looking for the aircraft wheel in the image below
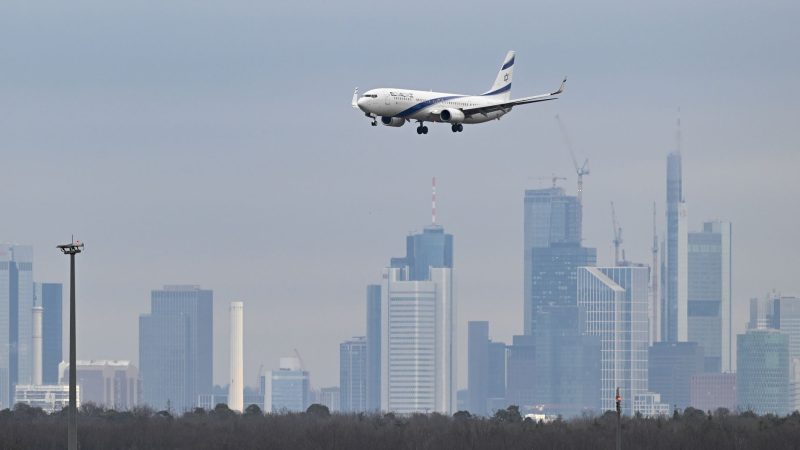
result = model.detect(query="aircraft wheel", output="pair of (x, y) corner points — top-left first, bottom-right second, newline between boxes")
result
(451, 124), (458, 132)
(422, 126), (429, 134)
(457, 124), (464, 132)
(416, 127), (422, 135)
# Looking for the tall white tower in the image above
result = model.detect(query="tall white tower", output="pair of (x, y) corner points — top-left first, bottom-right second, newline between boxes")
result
(32, 305), (43, 385)
(228, 301), (244, 412)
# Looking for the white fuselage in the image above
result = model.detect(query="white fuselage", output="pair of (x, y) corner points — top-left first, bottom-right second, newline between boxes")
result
(357, 88), (508, 124)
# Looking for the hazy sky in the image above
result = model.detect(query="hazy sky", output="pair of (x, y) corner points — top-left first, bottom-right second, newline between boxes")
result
(1, 0), (798, 389)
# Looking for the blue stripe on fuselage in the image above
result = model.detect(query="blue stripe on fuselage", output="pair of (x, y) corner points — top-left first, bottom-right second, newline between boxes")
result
(501, 57), (515, 70)
(396, 95), (464, 118)
(482, 83), (511, 96)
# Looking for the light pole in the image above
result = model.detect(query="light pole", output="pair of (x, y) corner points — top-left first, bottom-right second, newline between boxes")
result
(616, 387), (622, 450)
(58, 240), (83, 450)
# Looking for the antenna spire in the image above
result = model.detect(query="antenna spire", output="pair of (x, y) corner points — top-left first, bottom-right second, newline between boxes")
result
(431, 176), (437, 225)
(676, 107), (682, 154)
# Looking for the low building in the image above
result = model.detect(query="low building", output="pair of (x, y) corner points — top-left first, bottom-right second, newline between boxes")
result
(59, 360), (141, 410)
(633, 392), (670, 417)
(14, 385), (76, 414)
(690, 373), (736, 412)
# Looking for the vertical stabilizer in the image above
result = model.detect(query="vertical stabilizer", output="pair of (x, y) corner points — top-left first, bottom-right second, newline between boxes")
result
(484, 51), (515, 100)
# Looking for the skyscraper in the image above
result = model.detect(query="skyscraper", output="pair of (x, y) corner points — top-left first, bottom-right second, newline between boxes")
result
(467, 321), (489, 415)
(577, 266), (650, 415)
(773, 296), (800, 410)
(533, 305), (602, 416)
(58, 360), (141, 410)
(688, 221), (733, 372)
(340, 336), (367, 412)
(487, 341), (507, 412)
(505, 334), (536, 410)
(139, 285), (213, 412)
(366, 285), (381, 411)
(665, 151), (688, 342)
(0, 244), (34, 408)
(384, 220), (455, 414)
(523, 187), (582, 335)
(36, 283), (62, 385)
(737, 329), (790, 415)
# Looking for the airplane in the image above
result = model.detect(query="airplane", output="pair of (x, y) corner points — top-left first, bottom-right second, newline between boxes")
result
(351, 50), (566, 135)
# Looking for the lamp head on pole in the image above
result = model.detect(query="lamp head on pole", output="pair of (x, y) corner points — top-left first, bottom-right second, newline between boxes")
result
(58, 240), (84, 255)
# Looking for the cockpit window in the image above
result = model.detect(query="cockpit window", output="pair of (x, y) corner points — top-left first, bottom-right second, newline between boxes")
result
(362, 94), (378, 98)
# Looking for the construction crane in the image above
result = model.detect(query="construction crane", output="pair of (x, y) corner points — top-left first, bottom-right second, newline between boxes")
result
(555, 114), (590, 203)
(611, 201), (623, 266)
(530, 175), (567, 188)
(293, 348), (306, 371)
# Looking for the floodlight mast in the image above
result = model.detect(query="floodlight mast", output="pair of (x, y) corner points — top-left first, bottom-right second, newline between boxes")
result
(58, 240), (84, 450)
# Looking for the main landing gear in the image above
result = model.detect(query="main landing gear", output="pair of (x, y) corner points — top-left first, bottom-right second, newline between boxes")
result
(451, 123), (464, 133)
(416, 123), (429, 135)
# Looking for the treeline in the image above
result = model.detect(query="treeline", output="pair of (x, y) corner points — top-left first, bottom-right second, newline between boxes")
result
(2, 403), (800, 449)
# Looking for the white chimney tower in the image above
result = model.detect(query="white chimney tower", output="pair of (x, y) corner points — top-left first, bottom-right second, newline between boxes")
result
(228, 301), (244, 412)
(32, 305), (44, 385)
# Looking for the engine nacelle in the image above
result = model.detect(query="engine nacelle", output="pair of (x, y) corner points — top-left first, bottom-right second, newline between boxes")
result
(439, 108), (465, 123)
(381, 116), (405, 127)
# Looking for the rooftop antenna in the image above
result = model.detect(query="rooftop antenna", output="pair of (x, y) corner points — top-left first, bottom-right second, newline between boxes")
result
(431, 176), (437, 225)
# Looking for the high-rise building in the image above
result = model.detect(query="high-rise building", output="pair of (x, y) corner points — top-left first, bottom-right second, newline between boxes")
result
(690, 373), (736, 412)
(139, 285), (213, 413)
(468, 321), (489, 415)
(523, 187), (582, 335)
(340, 336), (367, 412)
(664, 151), (688, 342)
(749, 293), (778, 330)
(384, 265), (455, 414)
(58, 360), (141, 410)
(366, 285), (381, 411)
(505, 335), (536, 410)
(773, 296), (800, 410)
(577, 266), (650, 415)
(264, 357), (310, 413)
(0, 244), (34, 408)
(36, 283), (62, 385)
(687, 221), (733, 372)
(530, 243), (597, 328)
(228, 302), (244, 412)
(389, 225), (453, 282)
(648, 342), (704, 411)
(533, 305), (602, 416)
(737, 329), (790, 415)
(467, 322), (508, 415)
(487, 340), (507, 412)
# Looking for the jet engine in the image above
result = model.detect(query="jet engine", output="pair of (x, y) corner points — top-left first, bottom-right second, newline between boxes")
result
(381, 116), (405, 127)
(439, 108), (465, 123)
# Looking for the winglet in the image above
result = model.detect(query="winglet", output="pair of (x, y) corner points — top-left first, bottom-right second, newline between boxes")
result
(551, 77), (567, 96)
(351, 87), (359, 109)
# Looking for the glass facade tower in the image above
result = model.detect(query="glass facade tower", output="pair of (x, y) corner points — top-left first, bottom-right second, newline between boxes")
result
(687, 221), (732, 372)
(366, 285), (381, 411)
(340, 336), (367, 412)
(665, 152), (688, 342)
(577, 266), (650, 415)
(0, 244), (34, 408)
(139, 285), (213, 413)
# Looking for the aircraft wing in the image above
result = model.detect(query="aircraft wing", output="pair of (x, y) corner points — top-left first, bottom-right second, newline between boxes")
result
(462, 77), (567, 117)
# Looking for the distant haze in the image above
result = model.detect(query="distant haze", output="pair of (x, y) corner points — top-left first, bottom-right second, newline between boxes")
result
(1, 0), (798, 388)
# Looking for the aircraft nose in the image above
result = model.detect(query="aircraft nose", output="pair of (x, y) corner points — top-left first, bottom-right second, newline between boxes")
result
(357, 97), (369, 109)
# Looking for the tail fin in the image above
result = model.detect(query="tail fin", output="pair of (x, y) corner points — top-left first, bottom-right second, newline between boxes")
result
(483, 50), (514, 100)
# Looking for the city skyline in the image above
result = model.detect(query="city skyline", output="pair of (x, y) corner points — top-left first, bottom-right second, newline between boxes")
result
(1, 0), (798, 392)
